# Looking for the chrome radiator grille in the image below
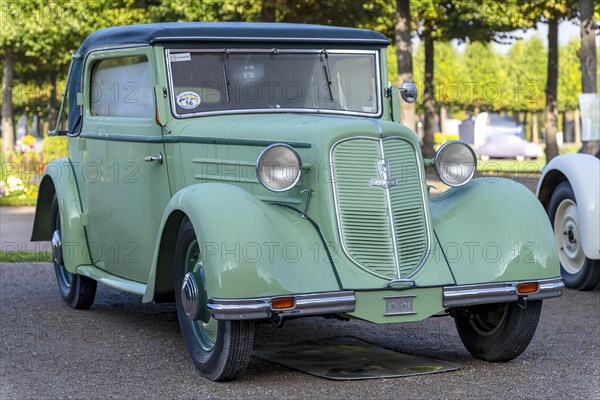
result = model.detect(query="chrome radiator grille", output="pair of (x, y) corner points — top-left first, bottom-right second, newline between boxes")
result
(331, 137), (430, 279)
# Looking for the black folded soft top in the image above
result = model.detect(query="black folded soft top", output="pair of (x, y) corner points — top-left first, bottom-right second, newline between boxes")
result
(66, 22), (388, 134)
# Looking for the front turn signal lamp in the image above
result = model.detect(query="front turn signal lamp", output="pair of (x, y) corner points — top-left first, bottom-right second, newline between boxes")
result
(256, 144), (302, 192)
(271, 297), (295, 310)
(434, 141), (477, 187)
(517, 282), (540, 294)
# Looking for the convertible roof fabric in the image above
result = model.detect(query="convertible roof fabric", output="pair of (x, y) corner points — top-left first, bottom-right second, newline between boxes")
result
(67, 22), (389, 134)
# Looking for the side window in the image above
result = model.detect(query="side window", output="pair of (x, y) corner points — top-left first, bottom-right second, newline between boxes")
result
(90, 56), (153, 118)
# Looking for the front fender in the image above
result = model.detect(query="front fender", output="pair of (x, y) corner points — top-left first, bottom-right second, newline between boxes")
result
(31, 158), (91, 273)
(431, 178), (559, 284)
(537, 154), (600, 259)
(143, 183), (341, 302)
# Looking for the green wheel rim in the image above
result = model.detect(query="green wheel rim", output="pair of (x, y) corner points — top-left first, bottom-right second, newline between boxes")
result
(185, 240), (218, 351)
(469, 304), (508, 336)
(58, 264), (73, 287)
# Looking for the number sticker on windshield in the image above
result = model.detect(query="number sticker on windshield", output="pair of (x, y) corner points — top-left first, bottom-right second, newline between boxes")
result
(176, 91), (201, 110)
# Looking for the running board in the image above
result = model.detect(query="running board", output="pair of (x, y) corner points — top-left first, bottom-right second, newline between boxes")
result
(76, 265), (147, 295)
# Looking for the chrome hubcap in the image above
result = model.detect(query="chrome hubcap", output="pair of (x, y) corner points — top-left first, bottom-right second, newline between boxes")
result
(181, 272), (200, 321)
(555, 199), (584, 274)
(52, 230), (63, 265)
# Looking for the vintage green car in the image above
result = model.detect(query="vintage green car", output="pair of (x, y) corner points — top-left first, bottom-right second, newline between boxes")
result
(32, 22), (562, 381)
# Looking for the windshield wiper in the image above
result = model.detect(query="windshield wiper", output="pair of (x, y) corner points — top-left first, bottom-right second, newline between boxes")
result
(321, 50), (334, 102)
(223, 49), (231, 103)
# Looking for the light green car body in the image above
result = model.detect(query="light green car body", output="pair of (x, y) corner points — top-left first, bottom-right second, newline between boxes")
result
(32, 34), (561, 326)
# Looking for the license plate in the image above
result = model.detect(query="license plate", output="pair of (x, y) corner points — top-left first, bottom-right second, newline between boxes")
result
(384, 295), (416, 316)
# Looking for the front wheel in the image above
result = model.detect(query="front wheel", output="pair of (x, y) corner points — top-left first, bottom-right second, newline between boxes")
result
(453, 300), (542, 362)
(548, 181), (600, 290)
(51, 196), (97, 309)
(174, 218), (254, 381)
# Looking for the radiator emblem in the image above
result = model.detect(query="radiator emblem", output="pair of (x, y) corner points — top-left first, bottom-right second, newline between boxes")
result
(370, 160), (398, 189)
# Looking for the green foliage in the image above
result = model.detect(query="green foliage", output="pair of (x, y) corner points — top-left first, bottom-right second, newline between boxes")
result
(41, 136), (68, 165)
(558, 38), (582, 111)
(462, 42), (506, 110)
(504, 37), (547, 112)
(434, 133), (460, 144)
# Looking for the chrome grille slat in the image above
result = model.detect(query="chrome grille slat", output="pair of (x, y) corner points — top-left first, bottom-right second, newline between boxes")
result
(331, 137), (429, 279)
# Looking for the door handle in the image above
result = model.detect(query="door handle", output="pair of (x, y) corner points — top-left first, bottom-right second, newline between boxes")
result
(144, 152), (163, 165)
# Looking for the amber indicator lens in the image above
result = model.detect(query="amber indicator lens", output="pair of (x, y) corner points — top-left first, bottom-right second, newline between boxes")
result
(271, 297), (295, 309)
(517, 282), (539, 294)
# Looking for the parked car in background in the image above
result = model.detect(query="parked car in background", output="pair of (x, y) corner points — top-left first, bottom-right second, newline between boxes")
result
(476, 135), (543, 161)
(31, 22), (562, 381)
(537, 151), (600, 290)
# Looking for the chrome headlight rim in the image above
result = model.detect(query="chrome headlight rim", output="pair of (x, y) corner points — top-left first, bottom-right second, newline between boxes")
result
(434, 140), (477, 187)
(256, 143), (303, 192)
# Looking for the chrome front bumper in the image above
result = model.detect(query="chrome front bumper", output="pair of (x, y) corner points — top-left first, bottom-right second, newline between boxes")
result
(206, 278), (563, 321)
(207, 291), (356, 320)
(443, 277), (564, 308)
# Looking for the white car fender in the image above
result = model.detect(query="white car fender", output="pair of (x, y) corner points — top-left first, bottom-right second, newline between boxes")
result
(537, 153), (600, 260)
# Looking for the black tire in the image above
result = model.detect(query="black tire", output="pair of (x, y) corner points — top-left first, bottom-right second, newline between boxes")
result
(51, 196), (97, 309)
(548, 181), (600, 290)
(174, 218), (254, 381)
(454, 300), (542, 362)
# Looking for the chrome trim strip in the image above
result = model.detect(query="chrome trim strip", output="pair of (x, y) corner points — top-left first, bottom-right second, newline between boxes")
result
(443, 277), (563, 308)
(207, 291), (356, 320)
(164, 48), (382, 119)
(392, 136), (433, 280)
(379, 139), (402, 277)
(329, 136), (432, 281)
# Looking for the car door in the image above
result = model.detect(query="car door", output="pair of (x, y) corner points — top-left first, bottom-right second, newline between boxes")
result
(78, 47), (171, 283)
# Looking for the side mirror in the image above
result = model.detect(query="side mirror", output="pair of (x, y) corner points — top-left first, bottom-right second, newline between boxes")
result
(399, 80), (418, 103)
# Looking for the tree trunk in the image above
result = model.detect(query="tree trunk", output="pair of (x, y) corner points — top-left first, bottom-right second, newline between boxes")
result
(261, 0), (276, 22)
(531, 111), (539, 143)
(395, 0), (416, 132)
(440, 104), (447, 135)
(578, 0), (599, 154)
(574, 108), (581, 145)
(47, 69), (58, 136)
(1, 52), (15, 152)
(564, 110), (573, 143)
(544, 17), (559, 162)
(422, 29), (435, 158)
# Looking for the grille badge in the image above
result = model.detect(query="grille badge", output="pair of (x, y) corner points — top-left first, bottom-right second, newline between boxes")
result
(370, 159), (398, 189)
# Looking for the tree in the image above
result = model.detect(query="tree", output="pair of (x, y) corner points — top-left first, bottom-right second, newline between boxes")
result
(521, 0), (578, 162)
(558, 39), (582, 112)
(411, 1), (537, 157)
(578, 0), (599, 154)
(504, 37), (546, 141)
(462, 42), (504, 112)
(395, 0), (416, 132)
(1, 0), (155, 151)
(1, 53), (15, 151)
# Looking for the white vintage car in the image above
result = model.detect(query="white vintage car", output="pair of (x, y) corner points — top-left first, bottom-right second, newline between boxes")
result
(537, 151), (600, 290)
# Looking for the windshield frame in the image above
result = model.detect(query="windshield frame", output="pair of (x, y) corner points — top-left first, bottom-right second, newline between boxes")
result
(164, 48), (382, 119)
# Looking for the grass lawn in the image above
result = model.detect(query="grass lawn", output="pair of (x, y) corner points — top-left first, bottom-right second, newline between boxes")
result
(477, 158), (545, 174)
(475, 143), (579, 174)
(0, 251), (52, 263)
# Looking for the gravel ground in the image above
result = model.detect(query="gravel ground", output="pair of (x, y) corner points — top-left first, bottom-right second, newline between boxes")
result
(1, 262), (598, 400)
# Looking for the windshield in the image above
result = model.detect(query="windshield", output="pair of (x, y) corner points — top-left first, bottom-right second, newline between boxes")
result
(166, 49), (379, 117)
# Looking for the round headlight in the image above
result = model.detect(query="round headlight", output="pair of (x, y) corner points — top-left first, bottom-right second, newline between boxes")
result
(256, 144), (302, 192)
(434, 141), (477, 187)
